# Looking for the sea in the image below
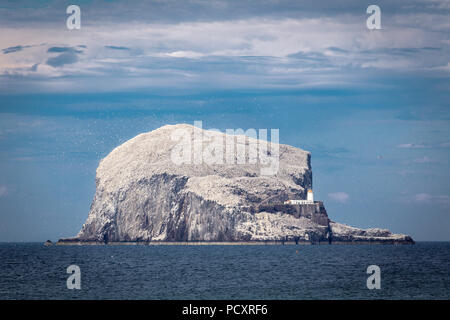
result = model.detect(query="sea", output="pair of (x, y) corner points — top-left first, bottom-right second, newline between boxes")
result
(0, 242), (449, 300)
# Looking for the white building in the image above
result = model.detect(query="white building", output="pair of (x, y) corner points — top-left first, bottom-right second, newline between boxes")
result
(284, 189), (315, 205)
(307, 189), (314, 202)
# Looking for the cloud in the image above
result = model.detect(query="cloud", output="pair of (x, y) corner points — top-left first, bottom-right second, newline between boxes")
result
(105, 46), (130, 50)
(47, 47), (83, 54)
(397, 143), (429, 149)
(328, 192), (349, 203)
(414, 193), (450, 204)
(326, 46), (349, 54)
(2, 45), (32, 54)
(305, 144), (351, 160)
(165, 51), (205, 59)
(2, 0), (450, 27)
(288, 51), (327, 62)
(414, 193), (432, 202)
(46, 52), (79, 67)
(0, 186), (7, 197)
(402, 156), (440, 165)
(0, 1), (449, 92)
(411, 156), (437, 164)
(360, 47), (441, 57)
(45, 47), (85, 68)
(397, 142), (450, 149)
(439, 142), (450, 148)
(425, 0), (450, 9)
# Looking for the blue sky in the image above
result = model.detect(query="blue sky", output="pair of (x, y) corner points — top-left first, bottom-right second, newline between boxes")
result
(0, 0), (449, 241)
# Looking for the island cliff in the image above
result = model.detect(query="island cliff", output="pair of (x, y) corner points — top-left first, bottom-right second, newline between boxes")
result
(59, 124), (414, 245)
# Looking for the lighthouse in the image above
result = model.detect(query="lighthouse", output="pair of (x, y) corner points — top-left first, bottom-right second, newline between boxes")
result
(307, 189), (314, 202)
(283, 189), (315, 205)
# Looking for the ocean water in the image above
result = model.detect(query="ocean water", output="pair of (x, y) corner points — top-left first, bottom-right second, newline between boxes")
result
(0, 242), (448, 300)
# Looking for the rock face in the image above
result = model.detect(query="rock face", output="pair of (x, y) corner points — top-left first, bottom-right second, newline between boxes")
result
(44, 240), (53, 246)
(61, 124), (413, 244)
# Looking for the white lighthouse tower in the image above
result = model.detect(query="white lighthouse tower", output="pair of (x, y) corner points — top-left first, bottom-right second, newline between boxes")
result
(307, 189), (314, 202)
(283, 189), (315, 205)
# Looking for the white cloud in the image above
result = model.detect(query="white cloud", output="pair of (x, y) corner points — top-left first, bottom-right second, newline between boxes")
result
(0, 9), (448, 93)
(411, 156), (437, 164)
(414, 193), (432, 202)
(165, 51), (205, 59)
(0, 186), (7, 197)
(397, 143), (429, 149)
(397, 142), (450, 150)
(1, 13), (447, 71)
(328, 192), (349, 203)
(414, 193), (450, 204)
(424, 0), (450, 10)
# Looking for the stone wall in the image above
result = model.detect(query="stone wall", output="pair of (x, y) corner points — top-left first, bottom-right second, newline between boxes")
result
(256, 201), (329, 226)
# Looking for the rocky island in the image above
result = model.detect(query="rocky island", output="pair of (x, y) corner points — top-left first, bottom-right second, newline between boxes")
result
(58, 124), (414, 245)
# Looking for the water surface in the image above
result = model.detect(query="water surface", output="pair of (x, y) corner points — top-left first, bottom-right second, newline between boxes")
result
(0, 242), (448, 299)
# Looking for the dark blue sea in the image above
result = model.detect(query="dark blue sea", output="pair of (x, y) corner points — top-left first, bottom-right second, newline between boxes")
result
(0, 242), (449, 300)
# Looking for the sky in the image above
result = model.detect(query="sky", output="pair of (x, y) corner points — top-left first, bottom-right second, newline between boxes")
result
(0, 0), (449, 241)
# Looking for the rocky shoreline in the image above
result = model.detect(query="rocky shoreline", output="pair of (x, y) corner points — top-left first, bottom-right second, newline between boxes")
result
(57, 239), (414, 245)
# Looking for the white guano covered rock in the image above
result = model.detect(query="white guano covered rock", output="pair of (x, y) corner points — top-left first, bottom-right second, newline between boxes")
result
(62, 124), (413, 244)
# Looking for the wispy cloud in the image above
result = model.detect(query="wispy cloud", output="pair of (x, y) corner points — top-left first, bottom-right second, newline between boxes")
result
(397, 142), (450, 149)
(414, 193), (450, 204)
(47, 47), (83, 54)
(328, 192), (349, 203)
(397, 143), (429, 149)
(2, 45), (32, 54)
(0, 185), (7, 197)
(411, 156), (437, 164)
(105, 46), (130, 51)
(165, 51), (205, 59)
